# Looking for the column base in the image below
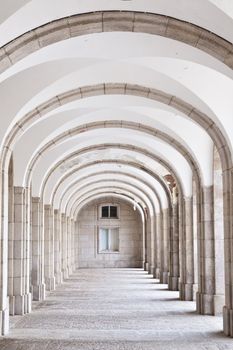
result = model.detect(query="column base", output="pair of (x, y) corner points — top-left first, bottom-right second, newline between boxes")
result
(68, 265), (74, 276)
(151, 267), (157, 279)
(154, 268), (160, 279)
(0, 298), (9, 335)
(160, 271), (168, 284)
(32, 283), (46, 301)
(148, 265), (154, 275)
(71, 265), (76, 274)
(14, 293), (31, 315)
(45, 276), (56, 291)
(223, 306), (233, 337)
(196, 292), (225, 315)
(168, 275), (179, 291)
(143, 262), (149, 272)
(24, 292), (32, 314)
(55, 272), (63, 285)
(9, 295), (15, 316)
(62, 268), (69, 280)
(179, 282), (194, 301)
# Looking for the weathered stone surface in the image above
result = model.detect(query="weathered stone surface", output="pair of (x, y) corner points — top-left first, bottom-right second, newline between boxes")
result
(166, 18), (201, 45)
(148, 89), (172, 105)
(5, 31), (39, 63)
(68, 12), (102, 37)
(125, 84), (150, 98)
(0, 48), (12, 74)
(58, 89), (82, 105)
(103, 12), (134, 32)
(1, 11), (233, 73)
(104, 83), (125, 95)
(134, 13), (168, 35)
(80, 84), (105, 98)
(35, 19), (70, 47)
(197, 31), (232, 62)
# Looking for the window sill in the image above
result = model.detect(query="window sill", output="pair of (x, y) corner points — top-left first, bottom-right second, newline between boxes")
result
(98, 251), (120, 254)
(99, 217), (119, 220)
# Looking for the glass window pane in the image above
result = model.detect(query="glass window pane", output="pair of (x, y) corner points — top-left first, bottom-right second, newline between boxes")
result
(110, 206), (117, 218)
(109, 228), (119, 251)
(99, 228), (109, 251)
(102, 206), (109, 218)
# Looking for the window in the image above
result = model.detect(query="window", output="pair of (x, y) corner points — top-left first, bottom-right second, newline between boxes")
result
(101, 205), (118, 218)
(98, 227), (119, 253)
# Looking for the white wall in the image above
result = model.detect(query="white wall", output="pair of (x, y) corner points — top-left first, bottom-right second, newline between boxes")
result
(77, 198), (143, 268)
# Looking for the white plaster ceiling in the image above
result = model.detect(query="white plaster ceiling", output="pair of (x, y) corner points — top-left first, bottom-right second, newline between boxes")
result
(0, 1), (233, 215)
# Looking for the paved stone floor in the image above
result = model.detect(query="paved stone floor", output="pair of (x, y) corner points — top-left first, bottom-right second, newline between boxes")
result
(0, 268), (233, 349)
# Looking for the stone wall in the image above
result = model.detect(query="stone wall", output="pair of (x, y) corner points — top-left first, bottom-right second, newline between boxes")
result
(77, 198), (143, 268)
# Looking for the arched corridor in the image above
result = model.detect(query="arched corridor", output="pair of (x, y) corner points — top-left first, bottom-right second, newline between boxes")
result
(0, 0), (233, 347)
(2, 269), (233, 350)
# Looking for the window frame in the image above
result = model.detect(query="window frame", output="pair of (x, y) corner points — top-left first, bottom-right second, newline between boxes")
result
(98, 226), (120, 254)
(99, 203), (120, 219)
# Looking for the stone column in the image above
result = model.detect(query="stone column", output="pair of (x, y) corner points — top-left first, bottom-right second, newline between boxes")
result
(24, 187), (32, 314)
(74, 221), (79, 269)
(0, 167), (10, 334)
(71, 219), (76, 272)
(146, 216), (151, 273)
(8, 159), (14, 315)
(196, 185), (224, 315)
(223, 168), (233, 336)
(61, 213), (68, 279)
(192, 181), (199, 300)
(54, 209), (62, 284)
(160, 208), (169, 284)
(31, 197), (45, 301)
(213, 148), (225, 313)
(13, 187), (31, 315)
(67, 217), (72, 275)
(168, 194), (179, 291)
(179, 197), (195, 301)
(154, 213), (162, 279)
(149, 215), (155, 275)
(44, 205), (55, 291)
(143, 218), (148, 271)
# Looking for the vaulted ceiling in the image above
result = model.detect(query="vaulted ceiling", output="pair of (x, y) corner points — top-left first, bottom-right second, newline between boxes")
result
(1, 0), (232, 218)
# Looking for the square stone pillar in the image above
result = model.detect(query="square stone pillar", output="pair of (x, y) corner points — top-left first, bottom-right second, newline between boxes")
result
(179, 197), (195, 301)
(44, 205), (55, 291)
(67, 217), (72, 275)
(61, 213), (69, 279)
(196, 186), (224, 315)
(0, 168), (10, 335)
(154, 213), (162, 279)
(146, 216), (152, 273)
(8, 163), (14, 316)
(13, 187), (31, 315)
(70, 219), (76, 273)
(31, 197), (45, 301)
(148, 215), (155, 275)
(24, 187), (32, 314)
(168, 198), (179, 291)
(54, 209), (62, 284)
(154, 213), (163, 279)
(223, 169), (233, 336)
(160, 208), (169, 284)
(143, 215), (150, 271)
(74, 220), (79, 269)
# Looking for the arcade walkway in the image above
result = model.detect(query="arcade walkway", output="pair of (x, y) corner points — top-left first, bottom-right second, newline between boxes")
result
(0, 269), (232, 350)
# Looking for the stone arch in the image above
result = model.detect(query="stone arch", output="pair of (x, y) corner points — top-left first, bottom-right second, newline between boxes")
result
(0, 10), (232, 337)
